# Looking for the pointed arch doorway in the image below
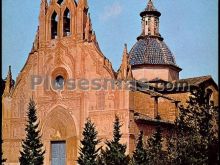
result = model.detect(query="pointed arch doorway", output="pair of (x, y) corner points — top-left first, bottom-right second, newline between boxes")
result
(42, 106), (78, 165)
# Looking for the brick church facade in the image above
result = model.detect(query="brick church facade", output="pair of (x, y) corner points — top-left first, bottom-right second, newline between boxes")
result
(2, 0), (218, 165)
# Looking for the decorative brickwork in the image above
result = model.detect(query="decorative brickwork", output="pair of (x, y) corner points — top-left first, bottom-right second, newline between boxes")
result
(2, 0), (218, 164)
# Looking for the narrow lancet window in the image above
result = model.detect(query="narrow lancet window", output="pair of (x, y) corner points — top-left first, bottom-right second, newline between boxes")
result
(51, 11), (58, 39)
(63, 8), (71, 37)
(57, 0), (64, 5)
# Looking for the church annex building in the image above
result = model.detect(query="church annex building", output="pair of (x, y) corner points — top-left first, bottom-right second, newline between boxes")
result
(2, 0), (218, 165)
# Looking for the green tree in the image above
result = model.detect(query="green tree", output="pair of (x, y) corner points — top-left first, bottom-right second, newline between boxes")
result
(77, 118), (100, 165)
(19, 99), (45, 165)
(100, 115), (130, 165)
(1, 140), (7, 164)
(168, 87), (219, 165)
(131, 131), (147, 165)
(169, 107), (196, 165)
(166, 132), (176, 164)
(146, 124), (164, 165)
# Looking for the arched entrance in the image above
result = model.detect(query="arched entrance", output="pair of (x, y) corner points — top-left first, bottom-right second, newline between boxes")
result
(42, 106), (78, 165)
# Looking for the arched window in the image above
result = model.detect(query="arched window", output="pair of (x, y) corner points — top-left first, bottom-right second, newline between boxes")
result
(57, 0), (64, 5)
(63, 8), (71, 37)
(51, 11), (58, 39)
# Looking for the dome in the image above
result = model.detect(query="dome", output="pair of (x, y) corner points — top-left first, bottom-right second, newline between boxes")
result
(129, 37), (178, 67)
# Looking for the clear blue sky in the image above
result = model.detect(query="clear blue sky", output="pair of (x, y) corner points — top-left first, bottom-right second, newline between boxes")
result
(2, 0), (218, 83)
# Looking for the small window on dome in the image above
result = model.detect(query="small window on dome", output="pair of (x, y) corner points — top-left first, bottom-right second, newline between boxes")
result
(54, 75), (64, 90)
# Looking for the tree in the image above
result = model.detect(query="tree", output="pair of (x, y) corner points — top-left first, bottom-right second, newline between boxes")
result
(78, 118), (101, 165)
(100, 115), (130, 165)
(166, 131), (176, 165)
(1, 140), (7, 164)
(168, 87), (219, 165)
(168, 107), (196, 165)
(131, 131), (147, 165)
(19, 99), (45, 165)
(145, 123), (164, 165)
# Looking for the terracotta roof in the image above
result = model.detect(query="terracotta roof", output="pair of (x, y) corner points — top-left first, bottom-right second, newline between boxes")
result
(152, 75), (218, 93)
(149, 78), (169, 83)
(134, 112), (174, 126)
(174, 75), (213, 86)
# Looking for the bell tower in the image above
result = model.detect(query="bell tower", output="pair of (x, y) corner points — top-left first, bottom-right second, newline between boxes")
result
(129, 0), (182, 82)
(37, 0), (93, 47)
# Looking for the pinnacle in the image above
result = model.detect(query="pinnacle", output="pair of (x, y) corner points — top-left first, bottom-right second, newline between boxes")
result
(6, 65), (12, 80)
(140, 0), (161, 17)
(40, 0), (48, 15)
(78, 0), (88, 9)
(41, 0), (48, 5)
(3, 65), (14, 97)
(146, 0), (157, 12)
(8, 65), (11, 75)
(123, 43), (128, 54)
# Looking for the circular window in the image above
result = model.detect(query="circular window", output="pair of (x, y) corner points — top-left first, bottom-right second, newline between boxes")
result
(54, 75), (64, 90)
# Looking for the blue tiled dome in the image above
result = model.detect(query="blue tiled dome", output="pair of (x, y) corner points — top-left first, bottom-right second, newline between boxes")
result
(129, 37), (177, 67)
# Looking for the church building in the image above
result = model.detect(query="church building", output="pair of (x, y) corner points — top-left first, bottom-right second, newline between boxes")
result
(2, 0), (218, 165)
